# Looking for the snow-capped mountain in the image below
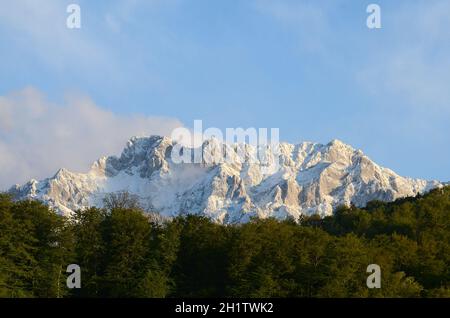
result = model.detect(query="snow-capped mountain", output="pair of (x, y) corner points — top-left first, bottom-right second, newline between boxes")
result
(9, 135), (442, 224)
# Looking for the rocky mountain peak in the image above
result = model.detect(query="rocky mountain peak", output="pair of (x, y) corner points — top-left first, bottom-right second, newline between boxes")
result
(9, 135), (442, 224)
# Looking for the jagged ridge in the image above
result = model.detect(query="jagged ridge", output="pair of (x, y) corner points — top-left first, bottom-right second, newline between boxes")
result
(9, 135), (442, 224)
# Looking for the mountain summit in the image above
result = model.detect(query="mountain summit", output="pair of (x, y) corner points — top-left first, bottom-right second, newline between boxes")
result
(9, 135), (441, 223)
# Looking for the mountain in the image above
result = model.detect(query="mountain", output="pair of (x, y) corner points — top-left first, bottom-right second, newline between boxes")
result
(9, 135), (442, 224)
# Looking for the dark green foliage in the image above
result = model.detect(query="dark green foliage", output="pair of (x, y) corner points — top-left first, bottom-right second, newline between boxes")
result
(70, 207), (106, 297)
(170, 215), (230, 297)
(0, 194), (73, 297)
(228, 219), (312, 297)
(102, 208), (154, 297)
(0, 186), (449, 298)
(70, 207), (170, 297)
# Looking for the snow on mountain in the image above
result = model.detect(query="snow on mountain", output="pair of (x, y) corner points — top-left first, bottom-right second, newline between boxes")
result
(9, 135), (442, 224)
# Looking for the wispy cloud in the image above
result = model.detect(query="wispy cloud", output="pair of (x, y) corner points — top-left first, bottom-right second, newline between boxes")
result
(103, 0), (171, 33)
(0, 0), (112, 71)
(0, 87), (183, 189)
(253, 0), (331, 53)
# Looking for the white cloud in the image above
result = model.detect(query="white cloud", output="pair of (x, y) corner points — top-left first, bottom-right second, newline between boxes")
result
(0, 87), (183, 189)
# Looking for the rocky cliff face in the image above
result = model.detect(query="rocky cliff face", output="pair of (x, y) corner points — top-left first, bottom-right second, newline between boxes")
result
(9, 135), (441, 223)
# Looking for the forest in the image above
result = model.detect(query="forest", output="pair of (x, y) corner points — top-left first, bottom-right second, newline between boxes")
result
(0, 187), (449, 298)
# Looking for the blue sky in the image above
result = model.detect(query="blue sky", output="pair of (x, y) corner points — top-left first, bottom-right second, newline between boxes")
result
(0, 0), (449, 186)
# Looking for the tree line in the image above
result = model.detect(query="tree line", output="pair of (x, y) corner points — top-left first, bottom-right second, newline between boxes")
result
(0, 187), (449, 298)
